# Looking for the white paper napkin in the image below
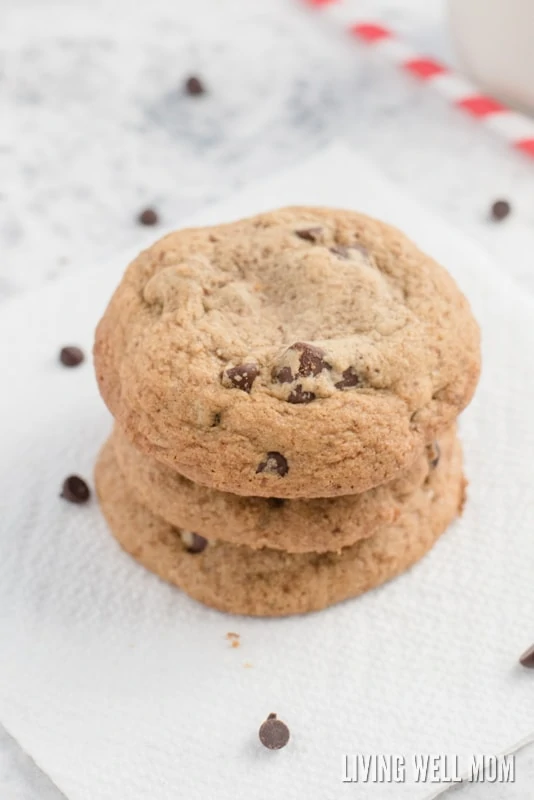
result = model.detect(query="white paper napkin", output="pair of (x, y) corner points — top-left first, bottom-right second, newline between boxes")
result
(1, 144), (534, 800)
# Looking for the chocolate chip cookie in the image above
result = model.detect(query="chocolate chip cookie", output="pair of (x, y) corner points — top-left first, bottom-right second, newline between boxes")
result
(112, 423), (456, 553)
(94, 207), (480, 498)
(94, 435), (466, 617)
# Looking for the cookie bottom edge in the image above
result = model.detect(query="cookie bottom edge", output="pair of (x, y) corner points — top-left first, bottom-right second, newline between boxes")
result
(94, 439), (466, 617)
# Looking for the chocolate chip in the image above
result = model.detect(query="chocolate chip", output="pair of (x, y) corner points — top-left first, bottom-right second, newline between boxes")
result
(294, 344), (322, 377)
(60, 475), (90, 504)
(259, 713), (290, 750)
(184, 75), (205, 96)
(426, 441), (441, 469)
(138, 208), (159, 226)
(287, 385), (315, 404)
(335, 367), (361, 390)
(181, 531), (208, 553)
(256, 452), (289, 477)
(223, 363), (259, 393)
(330, 245), (350, 258)
(519, 644), (534, 668)
(293, 342), (329, 378)
(490, 199), (511, 221)
(295, 227), (322, 242)
(211, 413), (222, 427)
(273, 365), (294, 384)
(267, 497), (285, 508)
(272, 343), (330, 389)
(330, 243), (368, 259)
(59, 346), (84, 367)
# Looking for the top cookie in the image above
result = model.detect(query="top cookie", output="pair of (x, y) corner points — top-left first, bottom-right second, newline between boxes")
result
(94, 207), (480, 498)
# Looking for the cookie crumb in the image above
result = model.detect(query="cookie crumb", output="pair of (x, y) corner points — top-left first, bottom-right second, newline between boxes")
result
(259, 713), (290, 750)
(243, 662), (253, 668)
(226, 632), (240, 648)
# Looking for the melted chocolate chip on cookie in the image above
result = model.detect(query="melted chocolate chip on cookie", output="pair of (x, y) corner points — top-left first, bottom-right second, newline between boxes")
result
(334, 367), (361, 390)
(330, 243), (368, 259)
(426, 441), (441, 469)
(274, 366), (294, 384)
(271, 343), (330, 404)
(181, 531), (208, 553)
(287, 386), (316, 404)
(293, 342), (328, 377)
(330, 245), (350, 259)
(223, 363), (259, 393)
(272, 342), (330, 384)
(295, 227), (322, 242)
(256, 452), (289, 477)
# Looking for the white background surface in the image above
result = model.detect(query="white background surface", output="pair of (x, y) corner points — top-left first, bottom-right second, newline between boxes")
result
(2, 0), (534, 797)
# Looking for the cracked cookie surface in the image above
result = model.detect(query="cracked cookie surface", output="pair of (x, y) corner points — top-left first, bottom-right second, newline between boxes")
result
(112, 424), (457, 553)
(94, 207), (480, 497)
(95, 435), (466, 617)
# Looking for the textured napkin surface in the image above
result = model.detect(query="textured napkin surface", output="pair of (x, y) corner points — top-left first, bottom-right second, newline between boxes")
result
(1, 145), (533, 800)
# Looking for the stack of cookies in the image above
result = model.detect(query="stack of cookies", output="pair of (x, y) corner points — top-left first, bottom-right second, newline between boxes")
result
(93, 207), (480, 616)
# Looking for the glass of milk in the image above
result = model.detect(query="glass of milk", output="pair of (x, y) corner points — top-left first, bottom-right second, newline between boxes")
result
(448, 0), (534, 113)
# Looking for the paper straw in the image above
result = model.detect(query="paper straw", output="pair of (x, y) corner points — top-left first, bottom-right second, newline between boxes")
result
(303, 0), (534, 160)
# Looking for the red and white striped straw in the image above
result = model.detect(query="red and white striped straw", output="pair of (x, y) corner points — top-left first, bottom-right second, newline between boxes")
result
(303, 0), (534, 160)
